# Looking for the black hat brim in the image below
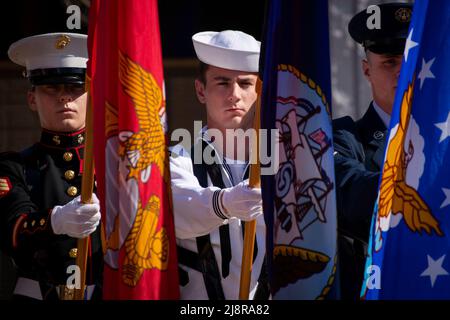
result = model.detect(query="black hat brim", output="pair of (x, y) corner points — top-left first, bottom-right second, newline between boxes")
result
(28, 67), (86, 86)
(348, 3), (413, 55)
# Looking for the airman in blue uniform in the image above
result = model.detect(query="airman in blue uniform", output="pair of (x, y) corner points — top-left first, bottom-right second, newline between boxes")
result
(333, 3), (413, 300)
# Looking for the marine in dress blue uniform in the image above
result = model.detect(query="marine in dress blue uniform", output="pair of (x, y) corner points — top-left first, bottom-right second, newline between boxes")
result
(0, 33), (102, 300)
(333, 3), (413, 300)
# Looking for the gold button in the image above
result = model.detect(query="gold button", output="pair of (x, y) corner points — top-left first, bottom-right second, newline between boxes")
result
(67, 186), (78, 197)
(31, 220), (35, 227)
(63, 152), (73, 162)
(53, 135), (61, 145)
(64, 170), (75, 180)
(69, 248), (78, 258)
(23, 221), (28, 229)
(39, 218), (46, 226)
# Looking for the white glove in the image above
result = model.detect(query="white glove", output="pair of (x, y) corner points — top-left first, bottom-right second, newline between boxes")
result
(220, 179), (262, 221)
(51, 194), (101, 238)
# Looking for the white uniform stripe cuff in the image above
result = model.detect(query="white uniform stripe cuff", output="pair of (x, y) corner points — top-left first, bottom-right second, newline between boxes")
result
(213, 190), (228, 220)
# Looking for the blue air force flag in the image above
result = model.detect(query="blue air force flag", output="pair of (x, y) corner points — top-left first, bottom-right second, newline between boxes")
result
(362, 0), (450, 299)
(260, 0), (338, 299)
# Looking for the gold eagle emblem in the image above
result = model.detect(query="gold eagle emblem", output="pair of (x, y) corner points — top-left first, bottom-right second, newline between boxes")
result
(122, 195), (169, 286)
(55, 34), (71, 50)
(104, 52), (170, 286)
(378, 80), (443, 236)
(118, 51), (168, 183)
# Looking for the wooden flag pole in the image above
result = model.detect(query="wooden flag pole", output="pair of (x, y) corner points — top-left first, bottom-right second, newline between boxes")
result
(239, 78), (262, 300)
(73, 80), (95, 300)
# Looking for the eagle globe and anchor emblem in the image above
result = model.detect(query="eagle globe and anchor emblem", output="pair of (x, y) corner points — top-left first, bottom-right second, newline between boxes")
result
(103, 52), (170, 288)
(272, 64), (337, 299)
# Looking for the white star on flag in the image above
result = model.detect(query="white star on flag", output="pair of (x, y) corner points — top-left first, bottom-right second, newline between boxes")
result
(421, 255), (449, 287)
(418, 57), (436, 89)
(441, 188), (450, 209)
(435, 112), (450, 143)
(404, 29), (419, 63)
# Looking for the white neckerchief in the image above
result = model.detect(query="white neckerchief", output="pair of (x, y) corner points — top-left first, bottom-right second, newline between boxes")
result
(200, 126), (249, 185)
(372, 101), (391, 129)
(223, 156), (248, 185)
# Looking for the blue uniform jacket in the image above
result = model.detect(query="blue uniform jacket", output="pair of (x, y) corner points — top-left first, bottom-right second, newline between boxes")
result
(333, 103), (387, 299)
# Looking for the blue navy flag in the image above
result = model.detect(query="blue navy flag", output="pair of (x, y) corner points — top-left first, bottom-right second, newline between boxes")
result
(260, 0), (338, 299)
(362, 0), (450, 300)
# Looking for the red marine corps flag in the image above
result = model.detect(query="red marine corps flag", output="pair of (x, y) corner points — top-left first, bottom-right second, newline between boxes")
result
(87, 0), (179, 299)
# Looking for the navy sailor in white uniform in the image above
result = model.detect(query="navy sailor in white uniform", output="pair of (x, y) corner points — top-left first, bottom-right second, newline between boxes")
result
(170, 30), (268, 300)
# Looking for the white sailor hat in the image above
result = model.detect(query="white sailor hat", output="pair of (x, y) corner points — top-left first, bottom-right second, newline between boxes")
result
(7, 32), (88, 85)
(192, 30), (260, 72)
